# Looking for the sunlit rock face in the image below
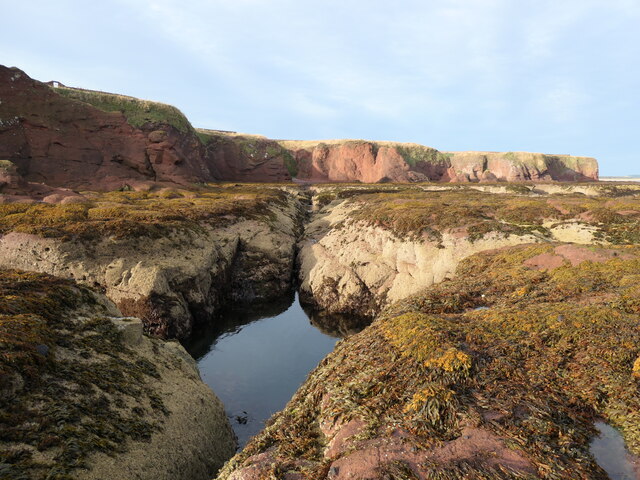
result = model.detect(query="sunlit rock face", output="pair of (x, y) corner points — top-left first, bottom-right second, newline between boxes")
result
(0, 66), (217, 192)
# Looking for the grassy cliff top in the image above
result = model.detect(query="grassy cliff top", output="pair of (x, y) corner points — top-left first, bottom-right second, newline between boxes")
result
(194, 128), (267, 140)
(219, 243), (640, 479)
(277, 138), (438, 151)
(445, 151), (598, 169)
(445, 150), (595, 159)
(53, 86), (194, 133)
(0, 185), (289, 241)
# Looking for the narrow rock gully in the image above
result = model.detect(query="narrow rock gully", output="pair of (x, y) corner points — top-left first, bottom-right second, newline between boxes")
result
(182, 188), (367, 448)
(181, 187), (637, 479)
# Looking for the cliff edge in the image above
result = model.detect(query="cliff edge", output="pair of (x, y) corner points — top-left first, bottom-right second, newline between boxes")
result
(0, 65), (598, 194)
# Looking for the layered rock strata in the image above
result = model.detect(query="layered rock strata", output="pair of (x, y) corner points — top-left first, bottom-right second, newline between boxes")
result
(0, 66), (215, 191)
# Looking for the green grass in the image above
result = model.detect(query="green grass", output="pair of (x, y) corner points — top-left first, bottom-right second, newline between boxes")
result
(54, 87), (193, 133)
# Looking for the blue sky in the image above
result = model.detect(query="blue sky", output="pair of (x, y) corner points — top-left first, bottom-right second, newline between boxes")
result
(2, 0), (639, 175)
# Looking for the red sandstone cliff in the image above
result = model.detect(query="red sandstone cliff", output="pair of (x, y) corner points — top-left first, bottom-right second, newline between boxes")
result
(0, 65), (599, 194)
(280, 140), (598, 183)
(0, 66), (215, 193)
(197, 130), (292, 182)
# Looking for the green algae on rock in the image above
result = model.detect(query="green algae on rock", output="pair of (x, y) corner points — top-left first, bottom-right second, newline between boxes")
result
(0, 269), (235, 480)
(0, 185), (303, 339)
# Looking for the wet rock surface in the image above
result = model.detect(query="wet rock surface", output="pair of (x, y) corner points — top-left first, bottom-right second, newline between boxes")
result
(219, 242), (640, 479)
(218, 185), (640, 479)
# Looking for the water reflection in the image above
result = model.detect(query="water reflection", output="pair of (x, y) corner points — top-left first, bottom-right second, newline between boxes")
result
(301, 304), (371, 338)
(590, 421), (640, 480)
(183, 292), (356, 448)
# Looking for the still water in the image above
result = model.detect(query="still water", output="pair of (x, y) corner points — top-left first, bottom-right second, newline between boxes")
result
(590, 421), (640, 480)
(184, 292), (361, 447)
(185, 295), (640, 476)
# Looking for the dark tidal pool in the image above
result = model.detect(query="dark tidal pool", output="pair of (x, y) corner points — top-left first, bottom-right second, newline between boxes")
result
(184, 295), (640, 474)
(184, 292), (363, 447)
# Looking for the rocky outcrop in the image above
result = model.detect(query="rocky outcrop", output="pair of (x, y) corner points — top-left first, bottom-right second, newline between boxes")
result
(0, 269), (236, 480)
(218, 243), (640, 479)
(1, 65), (598, 192)
(281, 141), (439, 183)
(199, 130), (293, 182)
(297, 184), (637, 317)
(298, 198), (544, 317)
(76, 321), (236, 480)
(0, 190), (303, 339)
(446, 151), (599, 182)
(0, 66), (214, 191)
(278, 140), (598, 183)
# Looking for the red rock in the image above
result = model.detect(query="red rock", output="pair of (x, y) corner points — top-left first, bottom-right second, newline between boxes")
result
(0, 66), (213, 191)
(204, 135), (291, 182)
(0, 66), (599, 190)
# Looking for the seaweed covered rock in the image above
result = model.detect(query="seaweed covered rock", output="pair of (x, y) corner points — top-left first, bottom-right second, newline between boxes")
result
(0, 269), (236, 480)
(219, 244), (640, 479)
(0, 186), (303, 338)
(299, 186), (640, 317)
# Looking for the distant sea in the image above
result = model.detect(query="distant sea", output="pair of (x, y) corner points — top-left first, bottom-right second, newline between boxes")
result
(600, 175), (640, 182)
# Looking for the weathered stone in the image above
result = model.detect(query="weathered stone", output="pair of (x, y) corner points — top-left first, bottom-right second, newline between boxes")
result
(110, 316), (143, 346)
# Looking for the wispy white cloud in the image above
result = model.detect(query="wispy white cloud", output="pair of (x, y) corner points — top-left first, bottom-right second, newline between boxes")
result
(2, 0), (639, 173)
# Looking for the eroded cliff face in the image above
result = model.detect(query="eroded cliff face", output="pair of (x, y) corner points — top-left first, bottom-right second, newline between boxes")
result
(447, 151), (599, 182)
(0, 270), (236, 480)
(0, 186), (304, 339)
(1, 65), (599, 193)
(281, 141), (441, 183)
(297, 185), (633, 318)
(198, 130), (293, 182)
(0, 66), (215, 192)
(279, 140), (598, 183)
